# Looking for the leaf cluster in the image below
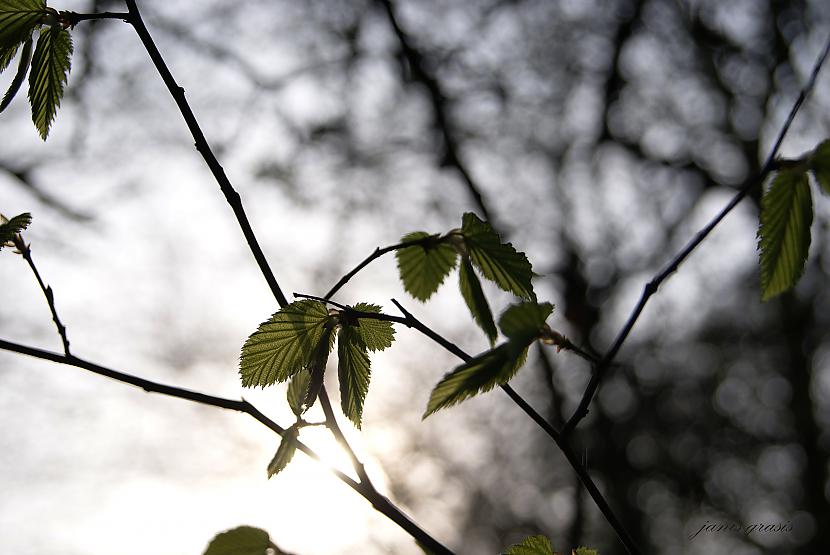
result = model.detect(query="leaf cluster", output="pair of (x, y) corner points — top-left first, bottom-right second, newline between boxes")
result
(0, 211), (31, 249)
(396, 212), (536, 345)
(1, 0), (72, 139)
(240, 300), (394, 477)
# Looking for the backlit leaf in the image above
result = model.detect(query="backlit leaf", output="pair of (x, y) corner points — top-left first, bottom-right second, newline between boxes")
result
(758, 169), (813, 301)
(499, 302), (554, 344)
(303, 323), (336, 408)
(423, 343), (528, 418)
(458, 256), (497, 345)
(396, 231), (457, 301)
(0, 0), (45, 51)
(267, 425), (298, 478)
(573, 548), (599, 555)
(1, 40), (19, 72)
(240, 300), (332, 388)
(203, 526), (271, 555)
(0, 211), (31, 249)
(28, 24), (72, 140)
(810, 139), (830, 195)
(503, 535), (554, 555)
(351, 302), (395, 352)
(337, 325), (371, 428)
(286, 369), (311, 417)
(461, 212), (535, 299)
(0, 36), (31, 112)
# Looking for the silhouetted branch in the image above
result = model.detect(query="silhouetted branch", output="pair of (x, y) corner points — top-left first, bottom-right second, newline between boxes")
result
(12, 234), (71, 355)
(563, 32), (830, 436)
(123, 1), (289, 308)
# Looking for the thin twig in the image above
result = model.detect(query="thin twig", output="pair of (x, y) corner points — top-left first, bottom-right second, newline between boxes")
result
(0, 337), (454, 555)
(123, 1), (289, 308)
(562, 32), (830, 437)
(60, 11), (130, 26)
(12, 235), (70, 355)
(318, 385), (373, 486)
(323, 235), (442, 300)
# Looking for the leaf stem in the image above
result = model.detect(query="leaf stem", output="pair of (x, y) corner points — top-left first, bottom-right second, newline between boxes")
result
(323, 235), (441, 300)
(12, 235), (70, 355)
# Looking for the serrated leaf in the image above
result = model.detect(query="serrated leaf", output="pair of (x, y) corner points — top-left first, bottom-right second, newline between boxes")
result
(461, 212), (535, 299)
(351, 302), (395, 351)
(0, 36), (31, 112)
(28, 24), (72, 140)
(459, 256), (497, 345)
(304, 323), (336, 408)
(267, 425), (299, 478)
(503, 535), (554, 555)
(203, 526), (271, 555)
(499, 301), (554, 344)
(1, 40), (20, 72)
(0, 0), (45, 51)
(240, 300), (332, 388)
(337, 325), (371, 428)
(0, 211), (31, 249)
(758, 169), (813, 301)
(286, 369), (311, 417)
(396, 231), (458, 301)
(573, 548), (599, 555)
(423, 343), (528, 417)
(810, 139), (830, 195)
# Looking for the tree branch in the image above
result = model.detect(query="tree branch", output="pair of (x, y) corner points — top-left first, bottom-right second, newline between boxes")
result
(562, 31), (830, 436)
(376, 0), (496, 224)
(122, 1), (289, 308)
(0, 337), (454, 555)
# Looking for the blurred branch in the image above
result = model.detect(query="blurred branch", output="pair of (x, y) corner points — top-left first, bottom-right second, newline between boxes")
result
(12, 233), (71, 356)
(123, 1), (290, 307)
(562, 31), (830, 436)
(376, 0), (496, 224)
(1, 163), (92, 222)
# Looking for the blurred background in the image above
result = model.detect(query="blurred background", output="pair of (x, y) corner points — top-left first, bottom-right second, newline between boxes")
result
(2, 0), (830, 553)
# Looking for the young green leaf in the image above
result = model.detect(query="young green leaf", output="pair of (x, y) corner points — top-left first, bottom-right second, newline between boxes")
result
(503, 534), (554, 555)
(286, 368), (311, 417)
(351, 302), (395, 351)
(203, 526), (272, 555)
(0, 211), (31, 249)
(809, 139), (830, 195)
(267, 424), (299, 478)
(458, 256), (497, 345)
(499, 301), (554, 343)
(0, 35), (30, 112)
(423, 343), (528, 418)
(396, 231), (457, 301)
(0, 0), (45, 51)
(337, 325), (371, 428)
(461, 212), (535, 299)
(1, 41), (20, 72)
(239, 300), (332, 388)
(757, 169), (813, 301)
(573, 548), (599, 555)
(28, 24), (72, 140)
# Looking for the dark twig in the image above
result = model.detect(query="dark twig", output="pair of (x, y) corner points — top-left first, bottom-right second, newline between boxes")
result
(318, 385), (373, 485)
(0, 337), (454, 555)
(60, 11), (130, 26)
(12, 235), (70, 355)
(123, 1), (289, 308)
(323, 235), (441, 300)
(562, 32), (830, 437)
